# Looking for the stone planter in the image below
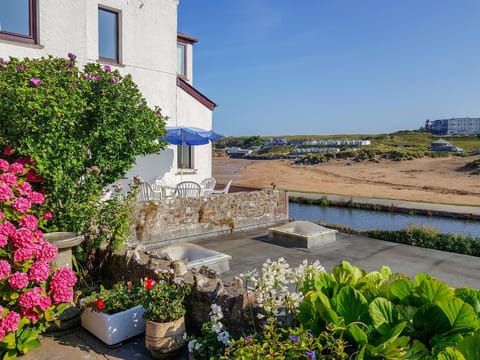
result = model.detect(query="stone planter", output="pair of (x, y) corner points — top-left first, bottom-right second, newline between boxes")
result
(81, 305), (146, 345)
(145, 316), (186, 359)
(44, 232), (84, 269)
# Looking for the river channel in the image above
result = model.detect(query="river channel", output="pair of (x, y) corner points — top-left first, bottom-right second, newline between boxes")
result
(289, 202), (480, 238)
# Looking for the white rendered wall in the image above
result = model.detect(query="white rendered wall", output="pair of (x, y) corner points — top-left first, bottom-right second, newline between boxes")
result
(0, 0), (215, 186)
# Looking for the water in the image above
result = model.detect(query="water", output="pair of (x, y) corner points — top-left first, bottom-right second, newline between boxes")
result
(289, 202), (480, 238)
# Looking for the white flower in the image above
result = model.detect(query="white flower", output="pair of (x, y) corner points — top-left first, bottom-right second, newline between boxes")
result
(211, 322), (224, 333)
(188, 340), (202, 352)
(217, 330), (231, 345)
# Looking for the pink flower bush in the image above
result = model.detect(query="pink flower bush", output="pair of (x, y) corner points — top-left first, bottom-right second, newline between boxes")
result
(0, 150), (77, 349)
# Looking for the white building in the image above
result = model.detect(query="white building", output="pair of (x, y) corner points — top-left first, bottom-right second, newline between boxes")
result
(425, 118), (480, 136)
(0, 0), (217, 185)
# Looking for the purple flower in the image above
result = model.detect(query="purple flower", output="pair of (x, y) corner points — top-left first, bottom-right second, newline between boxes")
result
(67, 52), (77, 61)
(30, 77), (41, 87)
(156, 109), (162, 116)
(72, 82), (78, 88)
(103, 65), (111, 72)
(308, 332), (314, 338)
(306, 351), (317, 359)
(83, 73), (89, 79)
(16, 65), (25, 71)
(90, 74), (101, 81)
(109, 76), (117, 84)
(289, 335), (299, 343)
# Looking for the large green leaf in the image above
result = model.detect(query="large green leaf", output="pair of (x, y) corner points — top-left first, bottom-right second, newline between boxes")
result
(369, 297), (401, 335)
(368, 335), (409, 360)
(390, 278), (414, 302)
(403, 339), (432, 360)
(432, 334), (464, 357)
(313, 271), (336, 297)
(416, 278), (455, 304)
(336, 287), (369, 325)
(456, 335), (480, 360)
(455, 288), (480, 316)
(413, 304), (451, 341)
(332, 261), (364, 288)
(436, 299), (479, 333)
(347, 324), (369, 345)
(437, 348), (466, 360)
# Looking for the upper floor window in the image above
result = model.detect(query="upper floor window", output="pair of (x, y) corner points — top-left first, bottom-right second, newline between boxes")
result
(0, 0), (37, 44)
(98, 8), (119, 63)
(177, 43), (186, 77)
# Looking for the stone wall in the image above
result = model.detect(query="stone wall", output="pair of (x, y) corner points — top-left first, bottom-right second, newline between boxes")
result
(131, 189), (288, 246)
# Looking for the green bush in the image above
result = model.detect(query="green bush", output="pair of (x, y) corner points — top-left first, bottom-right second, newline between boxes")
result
(0, 54), (167, 273)
(367, 224), (480, 257)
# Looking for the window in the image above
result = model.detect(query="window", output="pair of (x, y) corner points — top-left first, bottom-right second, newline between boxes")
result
(98, 8), (119, 62)
(177, 144), (193, 169)
(0, 0), (37, 44)
(177, 43), (186, 77)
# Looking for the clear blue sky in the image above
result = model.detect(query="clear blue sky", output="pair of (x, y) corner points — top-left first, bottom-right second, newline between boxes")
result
(178, 1), (480, 136)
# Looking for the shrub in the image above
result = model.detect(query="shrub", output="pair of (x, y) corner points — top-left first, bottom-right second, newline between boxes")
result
(0, 54), (167, 234)
(0, 153), (76, 358)
(0, 54), (167, 274)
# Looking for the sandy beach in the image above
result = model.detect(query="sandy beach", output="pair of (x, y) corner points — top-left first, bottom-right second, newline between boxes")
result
(213, 155), (480, 206)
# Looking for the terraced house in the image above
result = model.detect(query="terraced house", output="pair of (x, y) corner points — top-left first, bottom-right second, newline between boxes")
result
(0, 0), (217, 185)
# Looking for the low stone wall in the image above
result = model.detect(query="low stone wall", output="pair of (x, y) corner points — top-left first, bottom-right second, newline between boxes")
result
(131, 189), (288, 247)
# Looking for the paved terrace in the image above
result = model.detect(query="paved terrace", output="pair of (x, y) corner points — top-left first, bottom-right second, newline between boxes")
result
(24, 223), (480, 360)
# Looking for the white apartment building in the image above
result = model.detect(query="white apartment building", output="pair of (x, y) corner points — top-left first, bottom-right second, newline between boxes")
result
(0, 0), (217, 185)
(425, 118), (480, 136)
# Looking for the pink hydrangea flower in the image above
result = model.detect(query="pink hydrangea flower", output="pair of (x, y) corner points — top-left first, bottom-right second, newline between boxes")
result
(3, 145), (14, 156)
(19, 287), (42, 308)
(0, 260), (11, 280)
(39, 295), (51, 311)
(0, 234), (7, 247)
(9, 162), (24, 175)
(52, 286), (73, 304)
(2, 311), (20, 332)
(19, 215), (38, 231)
(17, 182), (32, 196)
(42, 212), (53, 221)
(11, 228), (35, 248)
(36, 242), (58, 262)
(0, 159), (9, 172)
(28, 261), (50, 283)
(25, 169), (43, 183)
(0, 327), (5, 341)
(0, 172), (17, 186)
(12, 197), (31, 213)
(0, 212), (4, 219)
(34, 230), (44, 242)
(50, 268), (77, 289)
(0, 183), (13, 203)
(27, 191), (44, 205)
(13, 247), (35, 262)
(21, 308), (39, 323)
(0, 221), (15, 236)
(8, 272), (29, 290)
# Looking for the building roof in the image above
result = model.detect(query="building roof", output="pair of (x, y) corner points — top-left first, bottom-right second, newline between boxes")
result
(177, 77), (217, 111)
(177, 32), (198, 44)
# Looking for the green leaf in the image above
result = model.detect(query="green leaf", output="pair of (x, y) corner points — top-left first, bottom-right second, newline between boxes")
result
(390, 278), (414, 302)
(432, 334), (464, 357)
(336, 287), (369, 325)
(456, 335), (480, 360)
(437, 347), (466, 360)
(416, 278), (455, 304)
(403, 339), (431, 360)
(347, 324), (369, 345)
(369, 297), (401, 335)
(332, 261), (364, 288)
(368, 335), (409, 360)
(436, 299), (479, 333)
(3, 349), (18, 360)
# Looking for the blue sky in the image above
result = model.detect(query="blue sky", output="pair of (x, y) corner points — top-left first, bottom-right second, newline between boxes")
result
(178, 1), (480, 136)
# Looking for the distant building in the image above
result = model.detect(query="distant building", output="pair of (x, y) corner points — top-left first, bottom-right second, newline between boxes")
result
(264, 138), (289, 147)
(428, 139), (463, 153)
(425, 118), (480, 136)
(302, 139), (371, 146)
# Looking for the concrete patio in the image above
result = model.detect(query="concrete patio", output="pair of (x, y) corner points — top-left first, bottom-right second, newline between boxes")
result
(22, 225), (480, 360)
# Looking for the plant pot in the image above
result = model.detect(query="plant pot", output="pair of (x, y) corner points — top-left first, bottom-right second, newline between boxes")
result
(145, 316), (187, 359)
(80, 305), (146, 345)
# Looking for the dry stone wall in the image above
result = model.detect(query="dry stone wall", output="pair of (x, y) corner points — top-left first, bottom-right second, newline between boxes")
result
(131, 189), (288, 246)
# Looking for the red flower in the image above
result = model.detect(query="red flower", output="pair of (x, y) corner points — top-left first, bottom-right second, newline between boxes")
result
(145, 278), (154, 290)
(127, 281), (132, 289)
(95, 299), (105, 311)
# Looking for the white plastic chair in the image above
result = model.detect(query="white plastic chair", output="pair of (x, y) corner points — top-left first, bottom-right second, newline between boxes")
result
(212, 179), (232, 194)
(137, 181), (163, 201)
(174, 181), (202, 198)
(200, 177), (216, 196)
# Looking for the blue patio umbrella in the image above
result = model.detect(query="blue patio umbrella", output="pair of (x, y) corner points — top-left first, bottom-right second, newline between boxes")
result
(162, 126), (223, 146)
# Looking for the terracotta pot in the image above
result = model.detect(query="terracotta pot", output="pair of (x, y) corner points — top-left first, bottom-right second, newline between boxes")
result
(145, 316), (186, 359)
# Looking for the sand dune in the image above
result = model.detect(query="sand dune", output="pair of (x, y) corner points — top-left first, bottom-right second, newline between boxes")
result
(212, 155), (480, 206)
